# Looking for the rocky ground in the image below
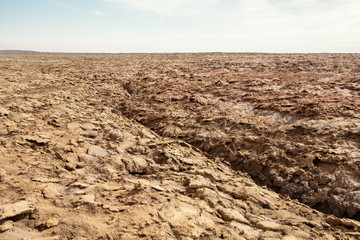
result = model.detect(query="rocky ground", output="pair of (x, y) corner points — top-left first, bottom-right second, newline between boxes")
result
(118, 54), (360, 220)
(0, 54), (360, 239)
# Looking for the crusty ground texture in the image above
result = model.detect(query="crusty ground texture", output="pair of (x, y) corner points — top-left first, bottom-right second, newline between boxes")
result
(0, 54), (360, 240)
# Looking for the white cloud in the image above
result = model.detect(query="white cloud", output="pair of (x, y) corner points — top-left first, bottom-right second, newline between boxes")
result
(95, 11), (106, 16)
(101, 0), (220, 16)
(46, 0), (78, 10)
(206, 0), (360, 36)
(98, 0), (360, 52)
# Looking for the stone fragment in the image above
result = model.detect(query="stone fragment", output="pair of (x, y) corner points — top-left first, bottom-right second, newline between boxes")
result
(100, 182), (122, 191)
(67, 122), (81, 132)
(75, 162), (86, 169)
(151, 185), (165, 191)
(78, 153), (96, 163)
(158, 202), (213, 239)
(217, 207), (249, 224)
(71, 182), (88, 189)
(281, 235), (298, 240)
(81, 130), (98, 138)
(326, 215), (360, 231)
(230, 222), (261, 239)
(65, 162), (76, 171)
(0, 220), (13, 232)
(36, 217), (60, 230)
(218, 185), (247, 200)
(31, 177), (60, 183)
(188, 176), (210, 189)
(106, 130), (123, 142)
(126, 145), (147, 155)
(122, 156), (148, 174)
(0, 126), (8, 135)
(261, 231), (282, 239)
(41, 184), (65, 199)
(54, 151), (66, 161)
(102, 205), (124, 212)
(80, 194), (96, 204)
(0, 169), (6, 182)
(291, 231), (312, 239)
(73, 190), (86, 195)
(256, 221), (286, 232)
(48, 118), (61, 127)
(81, 123), (99, 131)
(0, 201), (34, 221)
(0, 107), (9, 117)
(87, 145), (110, 158)
(46, 217), (60, 228)
(24, 135), (51, 145)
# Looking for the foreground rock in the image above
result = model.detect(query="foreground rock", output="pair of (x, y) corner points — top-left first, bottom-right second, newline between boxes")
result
(0, 54), (359, 239)
(0, 201), (34, 222)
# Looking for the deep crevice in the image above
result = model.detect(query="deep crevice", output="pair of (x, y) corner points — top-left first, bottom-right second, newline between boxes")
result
(120, 108), (359, 221)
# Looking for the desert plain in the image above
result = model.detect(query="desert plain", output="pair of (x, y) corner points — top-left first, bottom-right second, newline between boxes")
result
(0, 53), (360, 239)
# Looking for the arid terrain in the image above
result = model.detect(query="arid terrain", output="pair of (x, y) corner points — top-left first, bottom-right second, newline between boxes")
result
(0, 53), (360, 239)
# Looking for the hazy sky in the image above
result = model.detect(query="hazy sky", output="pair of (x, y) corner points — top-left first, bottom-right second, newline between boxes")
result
(1, 0), (359, 53)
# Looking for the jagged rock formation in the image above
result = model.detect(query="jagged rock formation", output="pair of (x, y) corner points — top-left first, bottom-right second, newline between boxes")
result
(117, 54), (360, 220)
(0, 54), (360, 239)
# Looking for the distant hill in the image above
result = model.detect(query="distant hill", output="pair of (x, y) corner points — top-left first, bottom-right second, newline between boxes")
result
(2, 50), (358, 55)
(0, 50), (106, 55)
(0, 50), (118, 55)
(0, 50), (46, 55)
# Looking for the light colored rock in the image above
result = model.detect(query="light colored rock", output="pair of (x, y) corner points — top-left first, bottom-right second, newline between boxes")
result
(87, 145), (110, 158)
(282, 235), (300, 240)
(80, 194), (96, 204)
(81, 123), (99, 131)
(326, 215), (360, 231)
(261, 231), (282, 239)
(99, 182), (122, 191)
(0, 220), (13, 232)
(46, 217), (60, 228)
(0, 169), (6, 182)
(230, 221), (262, 239)
(24, 135), (51, 145)
(256, 220), (286, 232)
(65, 162), (76, 171)
(78, 153), (96, 163)
(151, 185), (165, 191)
(67, 122), (81, 131)
(188, 176), (210, 189)
(36, 217), (60, 230)
(0, 107), (9, 117)
(217, 207), (250, 224)
(106, 130), (123, 142)
(0, 201), (34, 221)
(159, 201), (215, 239)
(122, 156), (148, 174)
(81, 130), (98, 138)
(102, 205), (126, 212)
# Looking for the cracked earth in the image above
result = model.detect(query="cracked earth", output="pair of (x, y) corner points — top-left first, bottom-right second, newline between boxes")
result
(0, 53), (360, 239)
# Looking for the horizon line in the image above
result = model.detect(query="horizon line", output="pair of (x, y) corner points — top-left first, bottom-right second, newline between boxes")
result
(1, 49), (360, 55)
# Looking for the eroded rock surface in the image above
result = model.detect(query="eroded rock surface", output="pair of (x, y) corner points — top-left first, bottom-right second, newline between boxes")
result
(116, 54), (360, 220)
(0, 54), (360, 239)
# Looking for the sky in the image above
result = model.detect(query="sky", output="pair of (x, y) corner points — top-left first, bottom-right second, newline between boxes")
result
(0, 0), (359, 53)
